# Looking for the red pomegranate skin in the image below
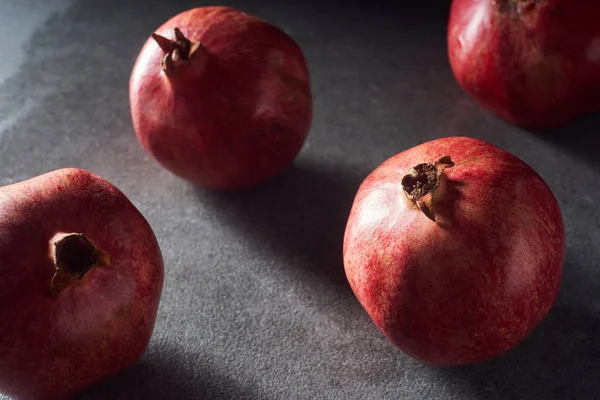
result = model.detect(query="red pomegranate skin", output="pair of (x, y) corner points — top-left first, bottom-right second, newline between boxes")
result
(448, 0), (600, 129)
(0, 168), (164, 399)
(129, 6), (312, 190)
(343, 137), (564, 366)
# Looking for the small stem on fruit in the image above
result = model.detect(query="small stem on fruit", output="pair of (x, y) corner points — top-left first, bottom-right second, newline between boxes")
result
(189, 42), (203, 58)
(401, 156), (455, 222)
(172, 48), (183, 64)
(49, 233), (110, 297)
(174, 27), (186, 42)
(151, 33), (173, 52)
(162, 53), (174, 74)
(152, 27), (204, 75)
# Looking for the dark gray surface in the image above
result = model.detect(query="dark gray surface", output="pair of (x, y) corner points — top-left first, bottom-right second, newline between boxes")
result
(0, 0), (599, 399)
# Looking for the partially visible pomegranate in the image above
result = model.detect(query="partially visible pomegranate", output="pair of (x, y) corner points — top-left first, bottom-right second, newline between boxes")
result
(0, 168), (164, 399)
(129, 6), (312, 190)
(447, 0), (600, 129)
(343, 137), (564, 366)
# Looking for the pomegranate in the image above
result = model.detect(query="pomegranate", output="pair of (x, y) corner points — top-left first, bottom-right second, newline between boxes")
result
(447, 0), (600, 129)
(129, 6), (312, 190)
(0, 168), (164, 399)
(343, 137), (564, 366)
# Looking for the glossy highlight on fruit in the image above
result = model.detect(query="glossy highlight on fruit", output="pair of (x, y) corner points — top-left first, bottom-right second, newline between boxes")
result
(343, 137), (565, 366)
(0, 168), (164, 399)
(448, 0), (600, 129)
(129, 6), (313, 190)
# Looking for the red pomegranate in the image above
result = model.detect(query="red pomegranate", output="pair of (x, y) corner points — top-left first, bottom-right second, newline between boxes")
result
(129, 6), (312, 190)
(343, 137), (564, 366)
(448, 0), (600, 129)
(0, 168), (164, 399)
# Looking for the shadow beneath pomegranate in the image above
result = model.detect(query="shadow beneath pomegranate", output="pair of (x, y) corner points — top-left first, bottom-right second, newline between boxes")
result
(439, 273), (600, 400)
(529, 112), (600, 168)
(193, 159), (368, 292)
(77, 344), (268, 400)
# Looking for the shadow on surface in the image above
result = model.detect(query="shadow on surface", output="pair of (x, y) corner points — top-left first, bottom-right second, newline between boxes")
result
(194, 160), (368, 292)
(78, 343), (267, 400)
(439, 257), (600, 400)
(530, 112), (600, 168)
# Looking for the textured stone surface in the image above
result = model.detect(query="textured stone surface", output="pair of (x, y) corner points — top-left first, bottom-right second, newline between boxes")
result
(0, 0), (598, 399)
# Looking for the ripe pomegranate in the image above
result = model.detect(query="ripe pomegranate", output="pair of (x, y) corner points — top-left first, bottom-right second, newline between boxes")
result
(129, 6), (312, 190)
(0, 168), (164, 399)
(447, 0), (600, 129)
(343, 137), (564, 366)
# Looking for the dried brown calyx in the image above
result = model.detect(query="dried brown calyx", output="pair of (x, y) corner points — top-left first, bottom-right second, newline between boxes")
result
(401, 156), (455, 222)
(49, 233), (110, 297)
(152, 27), (204, 75)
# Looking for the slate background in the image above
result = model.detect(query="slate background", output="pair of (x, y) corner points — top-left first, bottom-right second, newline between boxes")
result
(0, 0), (599, 399)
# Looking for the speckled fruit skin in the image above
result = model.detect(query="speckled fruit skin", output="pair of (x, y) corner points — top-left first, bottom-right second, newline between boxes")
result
(0, 169), (164, 399)
(448, 0), (600, 129)
(343, 137), (564, 366)
(129, 6), (312, 190)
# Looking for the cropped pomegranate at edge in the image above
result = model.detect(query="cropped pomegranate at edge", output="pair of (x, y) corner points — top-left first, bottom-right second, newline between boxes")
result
(343, 137), (564, 366)
(129, 6), (313, 190)
(447, 0), (600, 129)
(0, 168), (164, 399)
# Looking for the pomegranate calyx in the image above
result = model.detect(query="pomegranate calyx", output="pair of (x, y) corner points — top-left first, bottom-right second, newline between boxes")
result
(152, 28), (203, 75)
(49, 233), (110, 297)
(401, 156), (454, 222)
(151, 33), (173, 52)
